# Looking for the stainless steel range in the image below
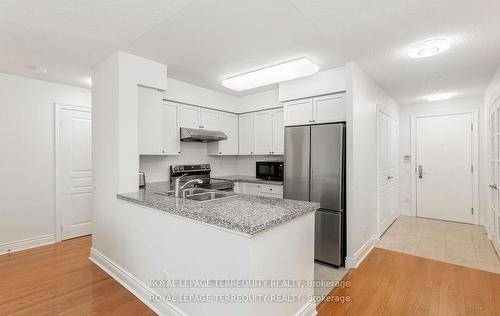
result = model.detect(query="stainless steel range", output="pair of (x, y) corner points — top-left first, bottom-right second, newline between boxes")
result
(170, 164), (234, 191)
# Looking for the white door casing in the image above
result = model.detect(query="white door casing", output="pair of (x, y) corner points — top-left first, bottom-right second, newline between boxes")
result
(488, 101), (500, 245)
(55, 104), (93, 241)
(377, 108), (399, 235)
(413, 112), (478, 224)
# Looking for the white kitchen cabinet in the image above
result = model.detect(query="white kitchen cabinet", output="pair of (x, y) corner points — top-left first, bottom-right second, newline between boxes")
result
(254, 110), (274, 155)
(162, 102), (181, 155)
(283, 98), (313, 126)
(179, 104), (200, 129)
(179, 105), (220, 130)
(138, 86), (166, 155)
(234, 182), (283, 198)
(235, 182), (262, 195)
(239, 113), (255, 155)
(283, 93), (345, 126)
(200, 108), (219, 130)
(208, 112), (239, 155)
(272, 109), (284, 154)
(313, 94), (345, 124)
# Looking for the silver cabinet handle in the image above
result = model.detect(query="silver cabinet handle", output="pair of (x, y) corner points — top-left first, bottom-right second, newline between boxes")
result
(387, 176), (394, 180)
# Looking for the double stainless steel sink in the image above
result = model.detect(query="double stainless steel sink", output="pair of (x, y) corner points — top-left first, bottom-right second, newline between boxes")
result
(154, 188), (237, 202)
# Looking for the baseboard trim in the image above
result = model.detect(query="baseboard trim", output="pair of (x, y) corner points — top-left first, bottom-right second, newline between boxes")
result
(89, 248), (185, 316)
(345, 234), (377, 269)
(484, 224), (500, 258)
(295, 299), (317, 316)
(0, 234), (55, 255)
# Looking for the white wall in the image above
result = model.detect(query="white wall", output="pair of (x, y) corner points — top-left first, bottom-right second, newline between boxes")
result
(398, 97), (483, 215)
(344, 62), (399, 267)
(238, 89), (280, 112)
(0, 73), (91, 253)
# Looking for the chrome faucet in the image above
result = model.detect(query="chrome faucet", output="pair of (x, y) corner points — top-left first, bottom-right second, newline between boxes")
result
(174, 174), (203, 197)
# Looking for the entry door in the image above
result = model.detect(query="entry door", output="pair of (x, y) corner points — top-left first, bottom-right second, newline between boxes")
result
(488, 104), (500, 242)
(59, 108), (93, 240)
(416, 113), (473, 223)
(378, 111), (398, 234)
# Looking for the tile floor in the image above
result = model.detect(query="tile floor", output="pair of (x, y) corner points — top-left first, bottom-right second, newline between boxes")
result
(314, 261), (349, 302)
(376, 215), (500, 274)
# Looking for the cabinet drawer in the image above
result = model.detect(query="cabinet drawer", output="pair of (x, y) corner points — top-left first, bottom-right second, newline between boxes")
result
(261, 184), (283, 195)
(261, 192), (283, 199)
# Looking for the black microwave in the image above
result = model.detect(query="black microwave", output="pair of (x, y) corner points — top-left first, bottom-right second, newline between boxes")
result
(256, 161), (284, 181)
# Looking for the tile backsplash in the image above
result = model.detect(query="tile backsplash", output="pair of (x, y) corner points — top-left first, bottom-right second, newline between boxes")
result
(139, 142), (283, 182)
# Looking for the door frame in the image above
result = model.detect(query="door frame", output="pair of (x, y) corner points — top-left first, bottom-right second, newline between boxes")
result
(376, 105), (399, 237)
(54, 103), (92, 242)
(410, 109), (479, 224)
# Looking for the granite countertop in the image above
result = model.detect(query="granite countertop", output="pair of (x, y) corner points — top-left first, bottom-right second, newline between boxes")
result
(117, 182), (318, 236)
(211, 175), (283, 185)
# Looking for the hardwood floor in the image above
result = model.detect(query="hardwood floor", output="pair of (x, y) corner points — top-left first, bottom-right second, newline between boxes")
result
(0, 236), (154, 316)
(317, 247), (500, 316)
(2, 237), (499, 315)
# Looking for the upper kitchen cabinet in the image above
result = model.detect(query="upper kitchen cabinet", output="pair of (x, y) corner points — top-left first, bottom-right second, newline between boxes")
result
(138, 86), (163, 155)
(179, 104), (200, 129)
(239, 113), (255, 155)
(239, 109), (284, 155)
(200, 108), (219, 130)
(162, 101), (181, 155)
(313, 94), (346, 124)
(138, 86), (180, 155)
(283, 99), (313, 126)
(272, 109), (284, 154)
(207, 112), (239, 155)
(283, 92), (346, 126)
(179, 105), (219, 130)
(254, 110), (274, 154)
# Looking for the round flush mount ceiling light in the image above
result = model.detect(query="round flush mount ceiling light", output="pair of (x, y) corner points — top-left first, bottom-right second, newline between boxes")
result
(408, 38), (450, 58)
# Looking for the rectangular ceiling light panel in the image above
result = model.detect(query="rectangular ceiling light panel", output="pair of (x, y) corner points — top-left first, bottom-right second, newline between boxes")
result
(222, 57), (319, 91)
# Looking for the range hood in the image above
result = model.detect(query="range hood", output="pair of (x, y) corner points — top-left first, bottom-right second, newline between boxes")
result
(180, 127), (228, 142)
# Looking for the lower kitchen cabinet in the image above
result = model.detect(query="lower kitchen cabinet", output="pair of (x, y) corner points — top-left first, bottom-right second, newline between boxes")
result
(234, 182), (283, 198)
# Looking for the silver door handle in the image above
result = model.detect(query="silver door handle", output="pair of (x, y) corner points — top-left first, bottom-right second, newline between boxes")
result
(387, 176), (394, 180)
(489, 184), (498, 190)
(418, 165), (425, 179)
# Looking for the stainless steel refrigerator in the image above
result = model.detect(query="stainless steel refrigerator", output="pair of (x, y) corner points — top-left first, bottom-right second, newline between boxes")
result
(284, 123), (346, 266)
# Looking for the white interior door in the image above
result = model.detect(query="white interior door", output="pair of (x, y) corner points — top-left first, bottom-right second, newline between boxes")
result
(59, 107), (93, 240)
(378, 110), (398, 235)
(415, 113), (474, 223)
(488, 103), (500, 243)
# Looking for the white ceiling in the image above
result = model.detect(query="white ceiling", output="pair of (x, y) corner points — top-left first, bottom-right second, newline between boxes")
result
(0, 0), (499, 105)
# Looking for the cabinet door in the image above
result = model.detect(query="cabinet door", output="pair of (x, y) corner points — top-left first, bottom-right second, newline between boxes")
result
(179, 104), (200, 128)
(219, 112), (239, 155)
(238, 182), (262, 195)
(239, 113), (255, 155)
(138, 86), (163, 155)
(312, 93), (345, 124)
(254, 110), (273, 155)
(200, 108), (219, 130)
(162, 102), (180, 155)
(283, 99), (313, 126)
(272, 109), (284, 155)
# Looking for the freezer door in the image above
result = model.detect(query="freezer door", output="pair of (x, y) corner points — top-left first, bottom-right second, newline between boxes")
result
(284, 126), (310, 201)
(315, 209), (343, 265)
(310, 124), (344, 211)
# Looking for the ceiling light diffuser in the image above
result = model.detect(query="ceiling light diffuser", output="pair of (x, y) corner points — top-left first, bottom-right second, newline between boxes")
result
(425, 92), (454, 102)
(222, 58), (319, 91)
(408, 38), (450, 58)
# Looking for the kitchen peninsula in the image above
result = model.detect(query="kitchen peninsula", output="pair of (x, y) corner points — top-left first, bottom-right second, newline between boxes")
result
(92, 181), (319, 316)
